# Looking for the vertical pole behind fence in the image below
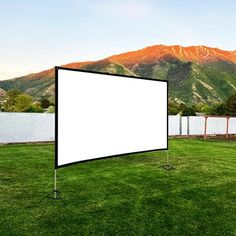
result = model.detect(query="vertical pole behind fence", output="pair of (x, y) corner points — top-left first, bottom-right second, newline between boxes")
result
(187, 116), (190, 136)
(179, 115), (182, 136)
(226, 116), (230, 139)
(204, 116), (208, 139)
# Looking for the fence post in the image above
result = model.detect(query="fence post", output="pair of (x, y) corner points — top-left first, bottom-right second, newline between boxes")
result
(226, 116), (230, 139)
(179, 115), (182, 136)
(204, 116), (208, 139)
(187, 116), (190, 136)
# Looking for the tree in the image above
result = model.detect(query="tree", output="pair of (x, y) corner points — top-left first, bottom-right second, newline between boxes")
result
(168, 106), (179, 115)
(47, 105), (55, 113)
(181, 107), (196, 116)
(40, 98), (50, 109)
(168, 101), (186, 115)
(27, 104), (44, 113)
(226, 93), (236, 116)
(1, 89), (21, 112)
(179, 103), (186, 111)
(193, 103), (204, 112)
(200, 105), (216, 115)
(214, 103), (227, 115)
(14, 94), (33, 112)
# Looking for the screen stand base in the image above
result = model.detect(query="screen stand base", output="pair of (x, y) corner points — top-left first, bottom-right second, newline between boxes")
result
(40, 189), (65, 205)
(161, 164), (176, 171)
(39, 169), (65, 205)
(46, 189), (63, 200)
(161, 151), (176, 171)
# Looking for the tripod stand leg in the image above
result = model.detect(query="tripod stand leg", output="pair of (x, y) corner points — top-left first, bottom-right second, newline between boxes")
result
(39, 169), (65, 205)
(161, 150), (176, 171)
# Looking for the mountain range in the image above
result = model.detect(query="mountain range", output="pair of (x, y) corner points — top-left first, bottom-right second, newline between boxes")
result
(1, 45), (236, 105)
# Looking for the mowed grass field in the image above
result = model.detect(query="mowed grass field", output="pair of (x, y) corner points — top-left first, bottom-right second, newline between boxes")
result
(0, 139), (236, 236)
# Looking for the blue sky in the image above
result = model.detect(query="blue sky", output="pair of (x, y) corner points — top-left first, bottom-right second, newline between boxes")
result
(0, 0), (235, 80)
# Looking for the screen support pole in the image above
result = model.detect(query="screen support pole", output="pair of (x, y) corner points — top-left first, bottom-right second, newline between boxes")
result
(54, 169), (57, 199)
(161, 150), (176, 171)
(39, 169), (65, 204)
(47, 168), (63, 201)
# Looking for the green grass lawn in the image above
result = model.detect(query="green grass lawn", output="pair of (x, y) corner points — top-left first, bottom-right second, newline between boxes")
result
(0, 139), (236, 236)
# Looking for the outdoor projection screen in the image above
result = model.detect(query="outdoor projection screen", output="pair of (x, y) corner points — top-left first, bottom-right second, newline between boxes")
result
(56, 67), (168, 168)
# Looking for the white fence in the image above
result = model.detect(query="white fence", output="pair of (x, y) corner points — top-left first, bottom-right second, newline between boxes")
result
(169, 115), (236, 136)
(0, 113), (236, 143)
(0, 113), (54, 143)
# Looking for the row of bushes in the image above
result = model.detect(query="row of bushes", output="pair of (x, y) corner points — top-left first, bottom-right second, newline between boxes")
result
(1, 89), (236, 115)
(169, 93), (236, 116)
(0, 89), (54, 113)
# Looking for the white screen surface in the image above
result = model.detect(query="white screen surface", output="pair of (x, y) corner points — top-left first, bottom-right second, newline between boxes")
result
(57, 68), (167, 167)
